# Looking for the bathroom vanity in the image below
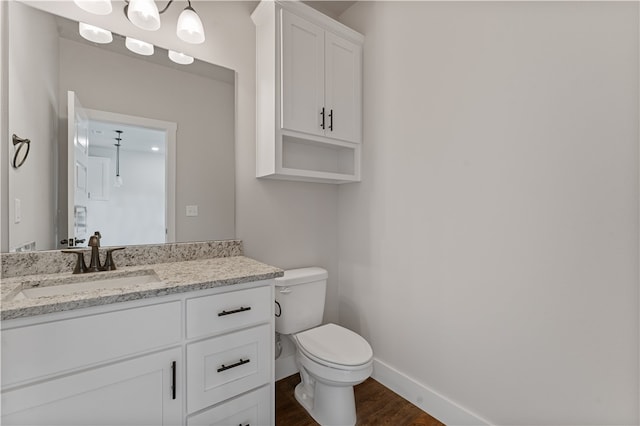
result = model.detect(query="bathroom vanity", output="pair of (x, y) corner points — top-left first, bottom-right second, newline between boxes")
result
(0, 241), (282, 426)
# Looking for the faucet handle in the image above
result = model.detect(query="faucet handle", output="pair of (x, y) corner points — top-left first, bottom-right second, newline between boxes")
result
(88, 231), (101, 248)
(62, 250), (87, 274)
(102, 247), (126, 271)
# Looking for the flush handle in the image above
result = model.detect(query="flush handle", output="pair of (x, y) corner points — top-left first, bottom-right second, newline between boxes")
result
(279, 287), (292, 294)
(218, 306), (251, 317)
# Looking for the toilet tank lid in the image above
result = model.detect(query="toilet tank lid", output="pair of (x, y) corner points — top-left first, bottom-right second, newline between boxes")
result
(274, 267), (328, 286)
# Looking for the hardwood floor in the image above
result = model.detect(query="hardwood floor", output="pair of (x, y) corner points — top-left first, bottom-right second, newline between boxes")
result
(276, 374), (445, 426)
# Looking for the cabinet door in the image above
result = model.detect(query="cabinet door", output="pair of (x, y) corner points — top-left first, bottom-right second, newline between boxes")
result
(1, 348), (181, 426)
(281, 9), (325, 137)
(325, 31), (362, 143)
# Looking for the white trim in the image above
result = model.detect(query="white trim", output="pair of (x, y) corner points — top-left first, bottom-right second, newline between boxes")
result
(372, 358), (493, 426)
(84, 109), (177, 244)
(274, 353), (490, 425)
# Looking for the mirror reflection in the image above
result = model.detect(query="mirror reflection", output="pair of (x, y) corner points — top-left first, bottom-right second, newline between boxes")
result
(6, 1), (236, 252)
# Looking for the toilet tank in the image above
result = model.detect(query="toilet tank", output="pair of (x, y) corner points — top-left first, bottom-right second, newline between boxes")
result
(274, 267), (328, 335)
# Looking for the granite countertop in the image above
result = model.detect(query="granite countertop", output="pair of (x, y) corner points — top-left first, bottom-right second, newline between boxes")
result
(1, 256), (284, 321)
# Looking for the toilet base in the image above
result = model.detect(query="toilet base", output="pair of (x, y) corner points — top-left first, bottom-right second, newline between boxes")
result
(294, 378), (356, 426)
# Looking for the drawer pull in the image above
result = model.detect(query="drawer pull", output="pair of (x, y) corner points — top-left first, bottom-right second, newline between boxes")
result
(171, 361), (176, 400)
(217, 358), (250, 373)
(218, 306), (252, 317)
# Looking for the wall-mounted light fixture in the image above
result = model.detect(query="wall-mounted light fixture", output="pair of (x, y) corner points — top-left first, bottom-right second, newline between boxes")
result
(74, 0), (203, 64)
(168, 50), (194, 65)
(125, 37), (154, 55)
(73, 0), (112, 15)
(78, 22), (113, 44)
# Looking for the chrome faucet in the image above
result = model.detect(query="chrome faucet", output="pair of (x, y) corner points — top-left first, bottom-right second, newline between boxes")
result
(62, 232), (125, 274)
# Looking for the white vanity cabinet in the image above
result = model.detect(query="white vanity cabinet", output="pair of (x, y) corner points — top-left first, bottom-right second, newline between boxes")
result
(253, 0), (364, 184)
(2, 348), (182, 426)
(1, 280), (275, 426)
(184, 285), (272, 423)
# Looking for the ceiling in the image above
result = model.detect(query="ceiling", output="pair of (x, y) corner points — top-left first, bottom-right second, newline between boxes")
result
(303, 1), (358, 19)
(89, 121), (166, 154)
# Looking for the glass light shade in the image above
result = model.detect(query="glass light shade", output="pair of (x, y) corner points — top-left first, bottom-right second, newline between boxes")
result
(73, 0), (112, 15)
(168, 50), (194, 65)
(127, 0), (160, 31)
(78, 22), (113, 44)
(176, 7), (205, 44)
(125, 37), (154, 56)
(114, 175), (123, 187)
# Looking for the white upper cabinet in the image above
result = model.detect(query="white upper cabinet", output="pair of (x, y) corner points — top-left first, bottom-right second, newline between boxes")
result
(324, 32), (362, 143)
(281, 10), (362, 144)
(253, 1), (364, 184)
(281, 10), (326, 138)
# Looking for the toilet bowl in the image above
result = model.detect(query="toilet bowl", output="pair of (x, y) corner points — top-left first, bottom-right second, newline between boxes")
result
(275, 268), (373, 426)
(292, 323), (373, 425)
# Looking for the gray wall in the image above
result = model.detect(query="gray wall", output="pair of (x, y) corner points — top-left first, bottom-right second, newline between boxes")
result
(339, 2), (639, 424)
(6, 1), (58, 251)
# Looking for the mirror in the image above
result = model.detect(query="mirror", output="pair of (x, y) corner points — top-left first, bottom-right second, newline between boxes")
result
(6, 1), (236, 252)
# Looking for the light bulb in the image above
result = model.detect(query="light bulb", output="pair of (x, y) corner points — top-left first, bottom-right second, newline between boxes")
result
(73, 0), (112, 15)
(79, 22), (113, 44)
(168, 50), (194, 65)
(125, 37), (154, 56)
(127, 0), (160, 31)
(176, 6), (205, 44)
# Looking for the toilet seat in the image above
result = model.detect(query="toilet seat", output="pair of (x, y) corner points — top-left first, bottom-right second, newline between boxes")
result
(294, 323), (373, 370)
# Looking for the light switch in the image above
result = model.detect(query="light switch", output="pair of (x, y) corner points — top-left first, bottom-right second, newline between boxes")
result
(14, 198), (21, 223)
(186, 205), (198, 217)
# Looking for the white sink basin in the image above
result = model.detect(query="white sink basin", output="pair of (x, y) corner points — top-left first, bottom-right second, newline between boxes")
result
(13, 272), (161, 301)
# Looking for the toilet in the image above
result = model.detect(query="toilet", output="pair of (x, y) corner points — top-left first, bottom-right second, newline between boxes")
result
(275, 267), (373, 426)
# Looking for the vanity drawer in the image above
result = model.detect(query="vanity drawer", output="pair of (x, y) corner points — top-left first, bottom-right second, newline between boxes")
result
(186, 285), (271, 339)
(187, 385), (270, 426)
(1, 301), (181, 387)
(186, 323), (271, 414)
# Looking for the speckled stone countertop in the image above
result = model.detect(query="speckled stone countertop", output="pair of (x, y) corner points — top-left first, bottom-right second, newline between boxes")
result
(1, 242), (283, 321)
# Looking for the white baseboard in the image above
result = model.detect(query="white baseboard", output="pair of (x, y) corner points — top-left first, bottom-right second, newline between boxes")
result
(372, 358), (492, 426)
(275, 354), (299, 381)
(274, 354), (490, 425)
